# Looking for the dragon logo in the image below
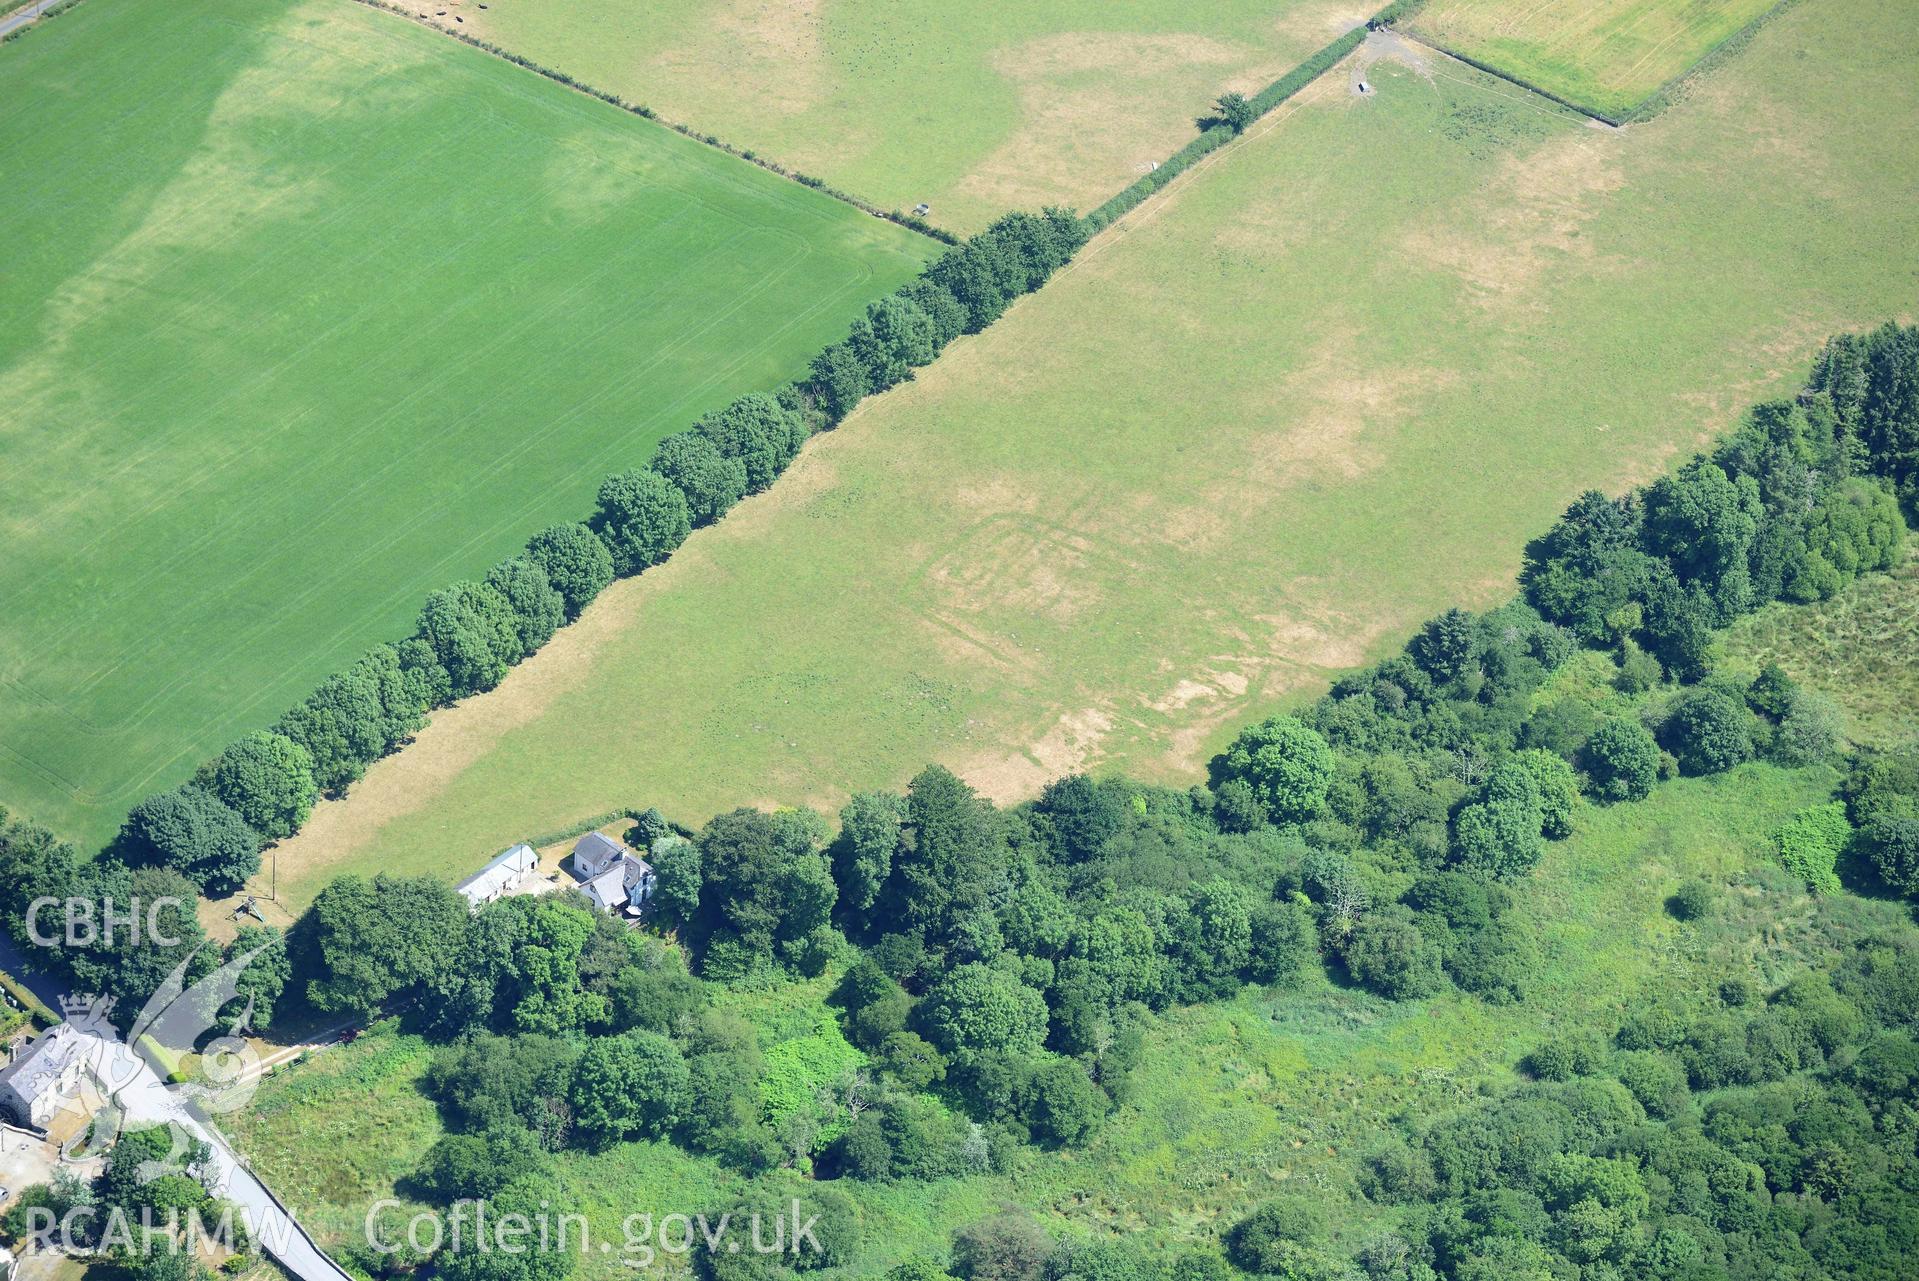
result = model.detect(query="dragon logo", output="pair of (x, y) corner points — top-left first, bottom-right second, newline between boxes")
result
(57, 934), (279, 1184)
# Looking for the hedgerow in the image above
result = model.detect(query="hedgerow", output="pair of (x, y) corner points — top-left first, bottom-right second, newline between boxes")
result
(1083, 1), (1411, 232)
(101, 207), (1087, 871)
(348, 0), (958, 243)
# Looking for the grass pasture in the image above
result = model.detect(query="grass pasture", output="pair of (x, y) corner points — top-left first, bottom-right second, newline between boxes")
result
(427, 0), (1375, 233)
(230, 759), (1902, 1275)
(0, 0), (933, 846)
(275, 0), (1919, 907)
(1406, 0), (1784, 118)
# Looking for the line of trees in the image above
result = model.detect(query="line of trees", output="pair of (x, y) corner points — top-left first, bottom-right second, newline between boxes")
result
(98, 209), (1088, 901)
(10, 322), (1914, 1281)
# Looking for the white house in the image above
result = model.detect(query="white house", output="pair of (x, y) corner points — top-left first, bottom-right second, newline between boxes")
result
(566, 831), (654, 916)
(455, 844), (540, 908)
(0, 1024), (92, 1130)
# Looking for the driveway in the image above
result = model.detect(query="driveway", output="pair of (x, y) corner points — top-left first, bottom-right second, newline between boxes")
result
(1, 1124), (63, 1203)
(0, 935), (357, 1281)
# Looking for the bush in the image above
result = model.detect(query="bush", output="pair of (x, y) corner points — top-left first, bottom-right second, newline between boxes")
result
(1774, 802), (1852, 895)
(1226, 1199), (1325, 1275)
(1343, 907), (1445, 999)
(1662, 689), (1754, 776)
(1017, 1056), (1106, 1146)
(1611, 1050), (1689, 1119)
(1615, 641), (1665, 694)
(1668, 878), (1715, 920)
(952, 1214), (1055, 1281)
(1770, 688), (1842, 765)
(1746, 662), (1797, 717)
(1525, 1034), (1604, 1081)
(1865, 816), (1919, 896)
(1444, 918), (1535, 1005)
(1583, 718), (1660, 802)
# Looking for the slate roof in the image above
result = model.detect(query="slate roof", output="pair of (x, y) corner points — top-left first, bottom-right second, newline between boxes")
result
(456, 844), (538, 903)
(0, 1024), (89, 1121)
(571, 830), (628, 879)
(575, 866), (629, 913)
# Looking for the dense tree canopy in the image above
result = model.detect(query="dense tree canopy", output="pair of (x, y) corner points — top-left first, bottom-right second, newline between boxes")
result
(652, 430), (750, 525)
(1216, 716), (1335, 825)
(202, 730), (318, 839)
(119, 784), (260, 894)
(485, 555), (565, 658)
(593, 468), (691, 576)
(693, 394), (805, 493)
(416, 579), (523, 698)
(301, 873), (467, 1017)
(524, 522), (615, 619)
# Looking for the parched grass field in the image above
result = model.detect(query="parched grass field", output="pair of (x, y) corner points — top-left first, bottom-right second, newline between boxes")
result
(229, 758), (1906, 1274)
(429, 0), (1373, 232)
(273, 0), (1919, 908)
(1406, 0), (1782, 117)
(0, 0), (933, 847)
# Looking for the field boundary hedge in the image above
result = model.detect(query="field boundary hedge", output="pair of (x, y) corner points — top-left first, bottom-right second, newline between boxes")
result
(1392, 29), (1629, 126)
(1623, 0), (1803, 123)
(350, 0), (956, 245)
(1398, 0), (1802, 127)
(523, 808), (642, 851)
(1083, 0), (1429, 231)
(96, 201), (1086, 887)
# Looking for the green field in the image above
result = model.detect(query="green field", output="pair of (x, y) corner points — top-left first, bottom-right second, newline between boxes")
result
(0, 0), (933, 846)
(1722, 550), (1919, 750)
(230, 755), (1901, 1275)
(439, 0), (1373, 233)
(1407, 0), (1782, 117)
(272, 0), (1919, 907)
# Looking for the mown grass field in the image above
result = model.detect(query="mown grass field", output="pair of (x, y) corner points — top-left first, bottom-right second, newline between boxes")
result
(434, 0), (1373, 233)
(230, 756), (1905, 1275)
(274, 0), (1919, 908)
(0, 0), (934, 847)
(1406, 0), (1783, 117)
